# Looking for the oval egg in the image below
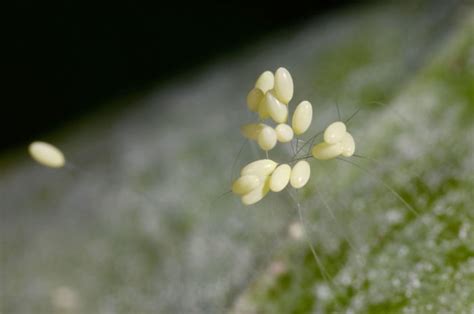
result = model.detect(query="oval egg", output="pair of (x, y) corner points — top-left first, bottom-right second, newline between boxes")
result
(28, 141), (66, 168)
(241, 177), (270, 205)
(255, 71), (274, 93)
(257, 126), (277, 151)
(341, 132), (355, 157)
(290, 160), (311, 189)
(311, 142), (343, 160)
(275, 123), (294, 143)
(324, 121), (347, 144)
(241, 159), (278, 177)
(270, 164), (291, 192)
(266, 91), (288, 123)
(274, 67), (294, 104)
(292, 101), (313, 135)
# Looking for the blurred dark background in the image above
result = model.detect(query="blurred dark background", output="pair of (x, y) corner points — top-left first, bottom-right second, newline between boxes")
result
(5, 1), (358, 152)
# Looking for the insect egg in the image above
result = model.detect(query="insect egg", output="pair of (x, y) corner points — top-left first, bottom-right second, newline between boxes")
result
(265, 91), (288, 123)
(241, 159), (278, 177)
(274, 67), (294, 104)
(28, 141), (65, 168)
(323, 121), (347, 144)
(270, 164), (291, 192)
(241, 177), (271, 205)
(292, 101), (313, 135)
(255, 71), (274, 93)
(275, 123), (294, 142)
(290, 160), (311, 188)
(341, 132), (355, 157)
(257, 126), (277, 151)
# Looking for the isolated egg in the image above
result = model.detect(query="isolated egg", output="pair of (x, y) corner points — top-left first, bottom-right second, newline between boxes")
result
(270, 164), (291, 192)
(292, 101), (313, 135)
(232, 175), (261, 195)
(246, 88), (263, 112)
(311, 142), (343, 160)
(324, 121), (347, 144)
(265, 91), (288, 123)
(275, 123), (294, 143)
(28, 141), (65, 168)
(341, 132), (355, 157)
(274, 67), (294, 104)
(241, 177), (271, 205)
(255, 71), (274, 93)
(257, 126), (277, 151)
(290, 160), (311, 189)
(241, 159), (278, 177)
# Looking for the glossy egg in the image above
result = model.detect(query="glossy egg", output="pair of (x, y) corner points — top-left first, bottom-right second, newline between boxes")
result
(270, 164), (291, 192)
(241, 159), (278, 177)
(275, 123), (294, 142)
(292, 101), (313, 135)
(290, 160), (311, 189)
(257, 126), (277, 151)
(255, 71), (274, 93)
(265, 91), (288, 123)
(341, 132), (355, 157)
(28, 141), (65, 168)
(241, 176), (270, 205)
(274, 67), (294, 104)
(324, 121), (346, 144)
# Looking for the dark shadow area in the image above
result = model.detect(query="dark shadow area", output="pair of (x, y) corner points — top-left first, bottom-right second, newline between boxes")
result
(5, 0), (357, 151)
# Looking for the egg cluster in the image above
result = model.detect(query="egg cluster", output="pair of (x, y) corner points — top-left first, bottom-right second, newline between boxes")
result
(26, 68), (355, 207)
(232, 159), (311, 205)
(312, 121), (355, 160)
(233, 67), (355, 205)
(242, 67), (312, 151)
